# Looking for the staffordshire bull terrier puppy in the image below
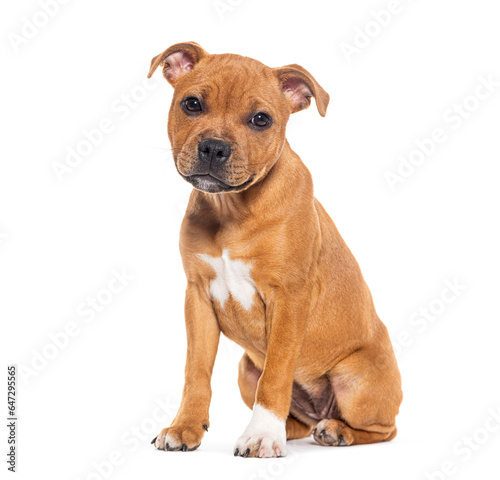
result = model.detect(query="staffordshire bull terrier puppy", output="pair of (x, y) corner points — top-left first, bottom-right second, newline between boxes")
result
(148, 42), (402, 458)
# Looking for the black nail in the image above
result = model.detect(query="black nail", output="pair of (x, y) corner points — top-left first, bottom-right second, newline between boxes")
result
(234, 448), (239, 456)
(320, 429), (326, 436)
(203, 424), (209, 432)
(151, 436), (157, 445)
(338, 435), (347, 446)
(244, 448), (250, 458)
(312, 428), (317, 435)
(181, 444), (187, 451)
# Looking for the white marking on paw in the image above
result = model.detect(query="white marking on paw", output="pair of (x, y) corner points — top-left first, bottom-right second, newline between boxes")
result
(235, 404), (287, 458)
(198, 249), (256, 310)
(155, 432), (180, 450)
(164, 433), (179, 448)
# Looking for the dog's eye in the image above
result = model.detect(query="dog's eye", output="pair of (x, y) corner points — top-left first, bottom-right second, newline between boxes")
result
(182, 97), (203, 114)
(250, 112), (272, 129)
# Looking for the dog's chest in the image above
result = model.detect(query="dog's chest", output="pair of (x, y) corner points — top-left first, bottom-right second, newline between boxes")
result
(197, 249), (267, 352)
(197, 249), (257, 310)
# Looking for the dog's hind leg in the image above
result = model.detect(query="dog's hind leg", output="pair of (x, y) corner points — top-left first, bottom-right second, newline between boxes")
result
(286, 415), (314, 440)
(237, 353), (261, 409)
(314, 323), (402, 446)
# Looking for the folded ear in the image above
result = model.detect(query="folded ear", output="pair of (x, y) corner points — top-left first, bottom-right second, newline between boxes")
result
(274, 64), (330, 117)
(147, 42), (208, 86)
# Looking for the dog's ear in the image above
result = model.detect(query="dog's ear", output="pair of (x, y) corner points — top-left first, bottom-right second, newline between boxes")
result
(274, 64), (330, 117)
(147, 42), (208, 86)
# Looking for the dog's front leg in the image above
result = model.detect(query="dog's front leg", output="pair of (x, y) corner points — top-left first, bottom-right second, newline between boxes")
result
(235, 292), (307, 458)
(153, 283), (220, 452)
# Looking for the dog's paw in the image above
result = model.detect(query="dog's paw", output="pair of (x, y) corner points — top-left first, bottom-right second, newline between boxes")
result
(234, 404), (287, 458)
(313, 419), (354, 446)
(234, 432), (286, 458)
(152, 424), (207, 452)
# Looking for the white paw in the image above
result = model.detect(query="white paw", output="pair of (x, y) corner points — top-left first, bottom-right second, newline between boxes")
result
(234, 404), (287, 458)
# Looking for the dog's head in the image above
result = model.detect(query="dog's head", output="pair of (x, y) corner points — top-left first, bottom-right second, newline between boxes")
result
(148, 42), (329, 194)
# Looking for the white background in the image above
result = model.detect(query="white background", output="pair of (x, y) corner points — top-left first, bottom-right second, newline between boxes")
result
(1, 1), (500, 479)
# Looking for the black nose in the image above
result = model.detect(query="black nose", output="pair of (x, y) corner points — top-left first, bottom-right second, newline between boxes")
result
(198, 139), (231, 165)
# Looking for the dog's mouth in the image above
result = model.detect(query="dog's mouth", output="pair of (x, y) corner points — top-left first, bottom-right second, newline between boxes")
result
(182, 173), (253, 193)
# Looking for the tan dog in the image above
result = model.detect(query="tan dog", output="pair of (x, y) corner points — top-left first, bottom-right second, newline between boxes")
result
(148, 42), (402, 458)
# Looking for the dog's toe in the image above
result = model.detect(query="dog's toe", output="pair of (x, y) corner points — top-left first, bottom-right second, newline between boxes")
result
(313, 419), (354, 446)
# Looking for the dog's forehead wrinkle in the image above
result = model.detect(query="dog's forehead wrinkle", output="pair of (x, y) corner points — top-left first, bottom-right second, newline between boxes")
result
(195, 55), (278, 102)
(207, 52), (269, 71)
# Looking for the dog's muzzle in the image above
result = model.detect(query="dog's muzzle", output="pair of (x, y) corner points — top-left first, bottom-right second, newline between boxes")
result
(180, 138), (251, 193)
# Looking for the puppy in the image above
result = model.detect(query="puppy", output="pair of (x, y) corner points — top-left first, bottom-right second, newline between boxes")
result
(148, 42), (402, 458)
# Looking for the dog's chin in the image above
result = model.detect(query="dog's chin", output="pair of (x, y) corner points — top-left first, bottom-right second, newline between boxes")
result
(182, 174), (252, 194)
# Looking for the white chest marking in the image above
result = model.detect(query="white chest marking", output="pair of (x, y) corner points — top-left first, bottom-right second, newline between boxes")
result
(198, 249), (256, 310)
